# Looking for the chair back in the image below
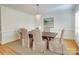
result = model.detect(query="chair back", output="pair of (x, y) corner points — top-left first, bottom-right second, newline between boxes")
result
(59, 29), (64, 44)
(20, 28), (29, 48)
(32, 29), (43, 51)
(32, 29), (42, 42)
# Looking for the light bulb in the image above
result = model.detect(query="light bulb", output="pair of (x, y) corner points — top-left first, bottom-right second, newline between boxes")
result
(35, 14), (41, 20)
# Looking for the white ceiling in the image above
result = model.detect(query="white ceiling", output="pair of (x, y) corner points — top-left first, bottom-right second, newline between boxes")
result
(1, 4), (75, 15)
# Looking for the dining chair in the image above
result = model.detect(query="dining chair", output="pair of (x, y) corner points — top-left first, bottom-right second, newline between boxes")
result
(49, 29), (66, 54)
(20, 28), (30, 48)
(31, 29), (46, 52)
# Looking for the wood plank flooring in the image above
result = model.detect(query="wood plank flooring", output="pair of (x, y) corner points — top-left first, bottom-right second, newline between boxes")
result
(0, 45), (20, 55)
(64, 39), (79, 54)
(0, 39), (78, 55)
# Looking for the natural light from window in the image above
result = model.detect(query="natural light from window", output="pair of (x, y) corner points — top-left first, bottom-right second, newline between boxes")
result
(75, 11), (79, 41)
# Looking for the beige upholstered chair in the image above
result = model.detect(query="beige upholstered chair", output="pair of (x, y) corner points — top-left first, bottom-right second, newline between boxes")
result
(49, 29), (66, 54)
(20, 28), (30, 48)
(31, 29), (46, 52)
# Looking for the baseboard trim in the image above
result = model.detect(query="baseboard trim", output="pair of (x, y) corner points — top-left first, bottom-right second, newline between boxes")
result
(55, 37), (74, 40)
(74, 40), (79, 47)
(64, 38), (74, 40)
(1, 39), (20, 45)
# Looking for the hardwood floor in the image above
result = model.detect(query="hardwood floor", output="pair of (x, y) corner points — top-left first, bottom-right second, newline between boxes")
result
(0, 39), (78, 55)
(64, 39), (79, 55)
(0, 45), (20, 55)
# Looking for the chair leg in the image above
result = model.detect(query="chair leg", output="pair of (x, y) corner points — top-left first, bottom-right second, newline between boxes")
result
(62, 46), (64, 55)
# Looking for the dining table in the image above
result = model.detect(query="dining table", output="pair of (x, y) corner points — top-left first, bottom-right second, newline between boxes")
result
(42, 32), (57, 50)
(29, 31), (57, 50)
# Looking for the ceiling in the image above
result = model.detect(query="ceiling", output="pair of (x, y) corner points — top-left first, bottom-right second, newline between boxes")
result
(1, 4), (75, 15)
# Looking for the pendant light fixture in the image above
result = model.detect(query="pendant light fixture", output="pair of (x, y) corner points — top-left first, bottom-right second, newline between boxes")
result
(35, 4), (41, 20)
(35, 4), (42, 29)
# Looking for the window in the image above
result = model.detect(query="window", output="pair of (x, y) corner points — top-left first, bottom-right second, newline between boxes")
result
(75, 11), (79, 41)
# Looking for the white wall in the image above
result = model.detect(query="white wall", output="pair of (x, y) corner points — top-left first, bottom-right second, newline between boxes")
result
(0, 6), (1, 44)
(41, 10), (75, 39)
(0, 5), (75, 44)
(75, 5), (79, 46)
(1, 6), (35, 44)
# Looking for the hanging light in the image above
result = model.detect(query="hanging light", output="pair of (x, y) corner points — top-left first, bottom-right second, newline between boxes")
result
(35, 4), (41, 20)
(35, 14), (41, 20)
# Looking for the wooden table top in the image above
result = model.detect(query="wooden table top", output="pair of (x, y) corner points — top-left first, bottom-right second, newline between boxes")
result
(29, 31), (57, 38)
(42, 32), (57, 38)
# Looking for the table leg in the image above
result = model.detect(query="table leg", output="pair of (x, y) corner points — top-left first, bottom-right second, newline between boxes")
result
(30, 38), (33, 48)
(47, 40), (49, 50)
(46, 38), (52, 50)
(46, 38), (50, 50)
